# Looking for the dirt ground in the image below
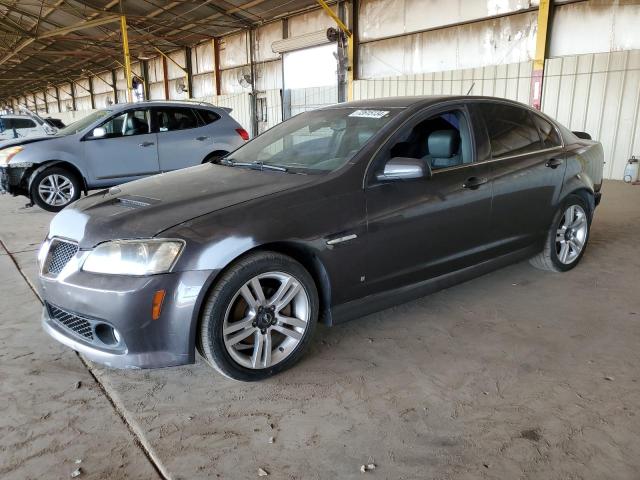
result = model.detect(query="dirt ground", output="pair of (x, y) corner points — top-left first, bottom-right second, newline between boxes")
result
(1, 180), (639, 480)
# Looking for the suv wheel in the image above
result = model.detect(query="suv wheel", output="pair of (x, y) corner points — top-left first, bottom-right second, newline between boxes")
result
(198, 252), (318, 381)
(530, 194), (592, 272)
(30, 166), (81, 212)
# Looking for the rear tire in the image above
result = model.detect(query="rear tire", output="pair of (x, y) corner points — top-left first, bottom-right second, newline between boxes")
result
(30, 166), (81, 212)
(530, 194), (591, 272)
(198, 251), (318, 381)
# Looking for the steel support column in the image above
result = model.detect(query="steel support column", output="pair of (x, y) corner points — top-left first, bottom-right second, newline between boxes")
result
(88, 76), (96, 109)
(162, 55), (169, 100)
(185, 47), (193, 99)
(530, 0), (553, 110)
(55, 86), (61, 113)
(213, 38), (221, 96)
(142, 60), (150, 100)
(111, 70), (118, 103)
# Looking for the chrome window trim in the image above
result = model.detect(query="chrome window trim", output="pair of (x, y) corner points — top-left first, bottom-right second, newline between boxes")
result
(431, 145), (565, 175)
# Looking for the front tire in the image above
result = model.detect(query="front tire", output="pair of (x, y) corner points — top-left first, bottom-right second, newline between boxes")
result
(30, 166), (81, 212)
(198, 252), (318, 381)
(530, 194), (591, 272)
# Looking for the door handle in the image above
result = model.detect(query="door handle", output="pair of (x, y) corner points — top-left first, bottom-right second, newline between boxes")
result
(545, 158), (563, 169)
(195, 136), (209, 141)
(462, 177), (488, 190)
(139, 141), (155, 147)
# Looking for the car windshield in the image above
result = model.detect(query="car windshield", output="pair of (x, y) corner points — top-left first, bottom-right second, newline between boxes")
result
(222, 107), (400, 173)
(56, 109), (111, 136)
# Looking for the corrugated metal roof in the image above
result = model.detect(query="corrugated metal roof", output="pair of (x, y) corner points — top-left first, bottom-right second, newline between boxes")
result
(0, 0), (319, 100)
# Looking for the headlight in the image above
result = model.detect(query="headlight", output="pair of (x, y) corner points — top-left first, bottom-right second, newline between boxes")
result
(0, 146), (23, 166)
(82, 239), (184, 275)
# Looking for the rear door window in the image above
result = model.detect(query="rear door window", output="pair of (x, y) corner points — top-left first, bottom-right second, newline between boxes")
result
(154, 108), (200, 132)
(476, 103), (542, 158)
(532, 114), (562, 148)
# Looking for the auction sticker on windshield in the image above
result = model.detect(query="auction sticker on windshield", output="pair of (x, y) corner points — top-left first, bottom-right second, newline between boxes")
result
(348, 110), (390, 119)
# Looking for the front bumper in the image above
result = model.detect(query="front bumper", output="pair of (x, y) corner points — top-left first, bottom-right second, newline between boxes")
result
(39, 261), (214, 369)
(0, 165), (28, 195)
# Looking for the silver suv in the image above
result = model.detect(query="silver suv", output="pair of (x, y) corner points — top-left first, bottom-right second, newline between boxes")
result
(0, 112), (58, 144)
(0, 100), (248, 211)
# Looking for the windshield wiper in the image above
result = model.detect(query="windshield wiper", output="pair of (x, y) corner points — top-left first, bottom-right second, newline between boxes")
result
(217, 158), (288, 172)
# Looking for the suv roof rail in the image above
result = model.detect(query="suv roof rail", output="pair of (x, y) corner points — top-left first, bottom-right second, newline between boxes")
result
(141, 99), (217, 107)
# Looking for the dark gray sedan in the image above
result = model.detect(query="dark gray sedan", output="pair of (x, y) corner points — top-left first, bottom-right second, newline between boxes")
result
(38, 96), (604, 381)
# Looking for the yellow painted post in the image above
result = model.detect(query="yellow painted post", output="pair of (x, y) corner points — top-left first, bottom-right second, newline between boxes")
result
(315, 0), (354, 101)
(120, 15), (133, 102)
(530, 0), (552, 110)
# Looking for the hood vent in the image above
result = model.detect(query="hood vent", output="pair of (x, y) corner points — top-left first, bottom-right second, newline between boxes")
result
(116, 195), (160, 209)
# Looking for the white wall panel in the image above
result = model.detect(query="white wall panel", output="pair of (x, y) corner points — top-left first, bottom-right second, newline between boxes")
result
(359, 0), (538, 42)
(149, 82), (165, 100)
(289, 7), (337, 37)
(192, 42), (215, 74)
(359, 11), (537, 78)
(167, 50), (187, 80)
(147, 57), (163, 83)
(542, 50), (640, 180)
(550, 2), (640, 57)
(255, 60), (282, 91)
(94, 92), (114, 109)
(192, 73), (216, 98)
(220, 32), (248, 69)
(255, 22), (282, 62)
(220, 67), (253, 95)
(92, 71), (113, 95)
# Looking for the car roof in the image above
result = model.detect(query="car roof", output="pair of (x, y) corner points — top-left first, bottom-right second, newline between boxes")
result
(0, 114), (33, 118)
(322, 95), (531, 110)
(110, 100), (221, 110)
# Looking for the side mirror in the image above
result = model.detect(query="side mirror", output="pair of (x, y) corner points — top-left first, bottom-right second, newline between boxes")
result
(376, 157), (431, 181)
(91, 127), (106, 139)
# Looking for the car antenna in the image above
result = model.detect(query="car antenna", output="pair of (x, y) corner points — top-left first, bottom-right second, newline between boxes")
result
(466, 82), (475, 95)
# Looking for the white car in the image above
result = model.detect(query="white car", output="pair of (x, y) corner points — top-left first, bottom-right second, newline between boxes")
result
(0, 113), (57, 144)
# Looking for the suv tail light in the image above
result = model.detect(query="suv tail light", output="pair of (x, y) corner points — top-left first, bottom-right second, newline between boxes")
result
(235, 128), (249, 141)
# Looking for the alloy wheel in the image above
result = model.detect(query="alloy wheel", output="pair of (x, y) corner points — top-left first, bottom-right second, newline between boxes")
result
(38, 174), (75, 207)
(555, 204), (588, 264)
(222, 271), (310, 369)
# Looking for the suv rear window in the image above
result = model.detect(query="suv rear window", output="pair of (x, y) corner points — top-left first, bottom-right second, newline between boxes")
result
(196, 109), (221, 125)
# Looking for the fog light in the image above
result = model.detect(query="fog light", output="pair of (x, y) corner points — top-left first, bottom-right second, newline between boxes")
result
(95, 323), (119, 346)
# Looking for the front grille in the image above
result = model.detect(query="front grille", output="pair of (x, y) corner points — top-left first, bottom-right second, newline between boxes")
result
(47, 303), (94, 340)
(45, 240), (78, 275)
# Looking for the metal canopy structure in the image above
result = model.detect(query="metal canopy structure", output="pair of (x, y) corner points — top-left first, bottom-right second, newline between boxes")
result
(0, 0), (318, 100)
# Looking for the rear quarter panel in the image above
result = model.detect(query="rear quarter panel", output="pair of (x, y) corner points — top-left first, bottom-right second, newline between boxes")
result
(562, 140), (604, 199)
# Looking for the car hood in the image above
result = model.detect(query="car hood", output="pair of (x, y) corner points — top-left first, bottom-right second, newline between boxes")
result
(49, 163), (317, 248)
(0, 135), (55, 150)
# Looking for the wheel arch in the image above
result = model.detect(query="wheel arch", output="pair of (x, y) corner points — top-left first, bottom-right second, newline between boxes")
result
(561, 187), (595, 218)
(27, 160), (88, 196)
(202, 150), (230, 163)
(191, 240), (333, 358)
